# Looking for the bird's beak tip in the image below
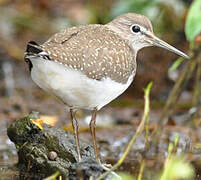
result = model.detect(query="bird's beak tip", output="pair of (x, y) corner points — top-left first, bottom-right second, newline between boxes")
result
(185, 54), (190, 59)
(152, 36), (189, 59)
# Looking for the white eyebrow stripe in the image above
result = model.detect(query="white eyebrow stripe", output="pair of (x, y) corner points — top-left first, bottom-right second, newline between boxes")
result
(140, 26), (149, 35)
(143, 28), (154, 38)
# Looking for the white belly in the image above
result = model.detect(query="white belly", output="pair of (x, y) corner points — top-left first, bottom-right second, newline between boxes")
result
(30, 58), (134, 110)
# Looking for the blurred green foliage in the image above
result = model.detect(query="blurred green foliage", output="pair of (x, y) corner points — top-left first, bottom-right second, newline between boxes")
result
(185, 0), (201, 42)
(169, 0), (201, 72)
(110, 0), (156, 18)
(12, 14), (34, 30)
(160, 135), (192, 180)
(159, 156), (195, 180)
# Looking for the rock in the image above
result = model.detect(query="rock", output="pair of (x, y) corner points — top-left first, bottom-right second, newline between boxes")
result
(7, 112), (107, 179)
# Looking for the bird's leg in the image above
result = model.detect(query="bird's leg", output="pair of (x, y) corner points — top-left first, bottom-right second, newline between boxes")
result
(89, 108), (101, 164)
(90, 109), (112, 171)
(69, 109), (81, 162)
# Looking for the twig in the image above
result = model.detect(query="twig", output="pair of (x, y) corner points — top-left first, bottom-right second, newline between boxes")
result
(159, 142), (174, 180)
(137, 159), (145, 180)
(159, 44), (201, 126)
(159, 134), (179, 180)
(159, 59), (196, 126)
(192, 54), (201, 119)
(97, 82), (153, 180)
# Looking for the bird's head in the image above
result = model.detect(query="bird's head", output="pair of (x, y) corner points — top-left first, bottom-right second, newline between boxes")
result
(107, 13), (189, 59)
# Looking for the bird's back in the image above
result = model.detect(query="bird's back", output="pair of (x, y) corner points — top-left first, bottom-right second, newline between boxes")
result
(41, 24), (136, 84)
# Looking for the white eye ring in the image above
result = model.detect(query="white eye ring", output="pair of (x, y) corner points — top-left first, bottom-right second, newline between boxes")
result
(130, 24), (141, 33)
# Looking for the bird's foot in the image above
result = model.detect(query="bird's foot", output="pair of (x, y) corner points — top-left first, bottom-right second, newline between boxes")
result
(99, 162), (121, 179)
(100, 163), (112, 170)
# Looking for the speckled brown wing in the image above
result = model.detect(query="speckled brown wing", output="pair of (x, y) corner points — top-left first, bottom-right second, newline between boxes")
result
(42, 24), (136, 84)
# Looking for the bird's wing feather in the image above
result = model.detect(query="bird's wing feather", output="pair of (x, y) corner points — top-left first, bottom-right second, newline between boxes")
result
(28, 25), (135, 83)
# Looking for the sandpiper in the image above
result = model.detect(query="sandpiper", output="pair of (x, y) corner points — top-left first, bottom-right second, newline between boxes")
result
(25, 13), (189, 165)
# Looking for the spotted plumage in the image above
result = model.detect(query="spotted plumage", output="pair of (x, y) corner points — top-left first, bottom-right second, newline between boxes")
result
(27, 25), (137, 84)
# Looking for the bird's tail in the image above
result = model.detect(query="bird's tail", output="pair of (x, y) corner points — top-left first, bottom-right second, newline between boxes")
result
(24, 41), (43, 71)
(25, 41), (43, 55)
(25, 41), (51, 71)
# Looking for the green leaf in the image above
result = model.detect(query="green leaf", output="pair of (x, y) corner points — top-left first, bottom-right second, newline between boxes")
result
(185, 0), (201, 42)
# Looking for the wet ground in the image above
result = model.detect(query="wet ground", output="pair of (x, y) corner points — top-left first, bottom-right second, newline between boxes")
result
(1, 107), (201, 179)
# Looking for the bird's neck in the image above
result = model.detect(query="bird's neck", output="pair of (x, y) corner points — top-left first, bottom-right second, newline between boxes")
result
(105, 24), (137, 81)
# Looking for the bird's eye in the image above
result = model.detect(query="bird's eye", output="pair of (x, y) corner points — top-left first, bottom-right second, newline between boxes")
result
(131, 25), (141, 33)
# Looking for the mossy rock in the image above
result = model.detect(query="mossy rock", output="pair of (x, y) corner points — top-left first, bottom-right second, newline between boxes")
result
(7, 112), (106, 179)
